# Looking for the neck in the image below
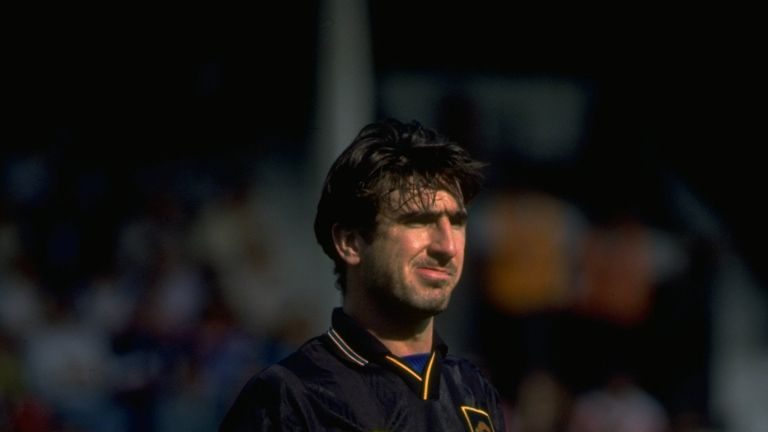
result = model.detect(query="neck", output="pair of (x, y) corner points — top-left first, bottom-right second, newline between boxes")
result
(342, 295), (434, 357)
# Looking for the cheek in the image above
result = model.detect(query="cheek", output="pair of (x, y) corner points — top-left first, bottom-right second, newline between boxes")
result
(391, 230), (428, 257)
(456, 231), (467, 249)
(454, 234), (467, 265)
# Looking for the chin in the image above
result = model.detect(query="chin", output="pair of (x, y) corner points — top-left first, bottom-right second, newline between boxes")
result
(414, 297), (451, 316)
(426, 305), (449, 316)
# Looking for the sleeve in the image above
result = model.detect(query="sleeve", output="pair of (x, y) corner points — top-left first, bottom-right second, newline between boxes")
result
(218, 368), (314, 432)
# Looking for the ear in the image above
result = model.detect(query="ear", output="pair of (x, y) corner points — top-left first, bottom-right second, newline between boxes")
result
(331, 223), (364, 266)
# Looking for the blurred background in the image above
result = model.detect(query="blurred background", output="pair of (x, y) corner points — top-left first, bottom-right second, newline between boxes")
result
(1, 3), (765, 431)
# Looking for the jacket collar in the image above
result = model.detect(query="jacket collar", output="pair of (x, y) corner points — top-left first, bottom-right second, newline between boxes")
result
(326, 307), (447, 400)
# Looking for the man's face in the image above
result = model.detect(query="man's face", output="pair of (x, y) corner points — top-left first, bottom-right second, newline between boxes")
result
(356, 189), (467, 319)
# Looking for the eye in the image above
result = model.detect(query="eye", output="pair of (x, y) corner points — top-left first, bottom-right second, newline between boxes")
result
(449, 213), (468, 227)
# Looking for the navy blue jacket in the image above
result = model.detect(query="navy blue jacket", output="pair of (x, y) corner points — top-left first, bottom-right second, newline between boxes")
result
(219, 308), (506, 431)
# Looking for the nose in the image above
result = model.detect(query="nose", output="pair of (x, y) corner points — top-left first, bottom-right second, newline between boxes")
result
(428, 216), (457, 262)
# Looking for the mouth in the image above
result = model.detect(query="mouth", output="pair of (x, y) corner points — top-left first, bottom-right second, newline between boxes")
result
(415, 266), (455, 283)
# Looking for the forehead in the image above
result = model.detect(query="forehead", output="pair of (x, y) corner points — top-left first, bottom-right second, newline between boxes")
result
(380, 188), (464, 216)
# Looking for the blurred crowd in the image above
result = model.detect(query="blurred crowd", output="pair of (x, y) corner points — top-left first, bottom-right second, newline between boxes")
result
(466, 185), (717, 432)
(0, 152), (324, 431)
(0, 146), (721, 431)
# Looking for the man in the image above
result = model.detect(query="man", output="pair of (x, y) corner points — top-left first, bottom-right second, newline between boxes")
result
(219, 119), (506, 431)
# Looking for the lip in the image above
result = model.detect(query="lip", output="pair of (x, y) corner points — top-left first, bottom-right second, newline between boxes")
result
(415, 266), (454, 281)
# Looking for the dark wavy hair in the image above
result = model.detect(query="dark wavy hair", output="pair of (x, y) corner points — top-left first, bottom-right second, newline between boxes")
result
(313, 119), (485, 292)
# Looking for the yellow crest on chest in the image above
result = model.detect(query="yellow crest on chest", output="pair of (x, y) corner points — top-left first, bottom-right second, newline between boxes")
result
(460, 406), (495, 432)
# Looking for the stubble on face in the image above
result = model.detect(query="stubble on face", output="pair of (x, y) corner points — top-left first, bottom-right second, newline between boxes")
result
(359, 189), (466, 321)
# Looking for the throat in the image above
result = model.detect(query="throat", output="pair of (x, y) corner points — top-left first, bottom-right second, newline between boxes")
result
(376, 334), (433, 357)
(342, 304), (434, 356)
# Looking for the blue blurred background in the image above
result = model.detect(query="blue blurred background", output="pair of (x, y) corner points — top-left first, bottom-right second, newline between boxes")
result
(2, 4), (765, 431)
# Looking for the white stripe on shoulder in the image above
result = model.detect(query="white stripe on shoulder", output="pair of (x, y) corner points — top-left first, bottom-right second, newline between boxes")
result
(327, 328), (368, 366)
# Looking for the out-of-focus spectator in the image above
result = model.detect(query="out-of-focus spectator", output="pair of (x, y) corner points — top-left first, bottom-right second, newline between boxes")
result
(506, 368), (571, 432)
(154, 358), (218, 432)
(567, 373), (668, 432)
(0, 274), (45, 341)
(23, 302), (124, 431)
(574, 217), (656, 326)
(0, 222), (45, 340)
(76, 274), (137, 337)
(482, 190), (581, 315)
(189, 184), (286, 337)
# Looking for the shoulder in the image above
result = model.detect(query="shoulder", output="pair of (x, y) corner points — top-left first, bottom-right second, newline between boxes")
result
(254, 336), (337, 387)
(234, 334), (352, 401)
(219, 336), (335, 431)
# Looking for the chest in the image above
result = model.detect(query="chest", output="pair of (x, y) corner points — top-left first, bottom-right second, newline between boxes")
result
(298, 368), (496, 432)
